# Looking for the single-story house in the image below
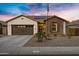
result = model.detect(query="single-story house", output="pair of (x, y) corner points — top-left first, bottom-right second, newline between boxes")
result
(0, 15), (71, 36)
(0, 21), (3, 35)
(68, 20), (79, 36)
(0, 21), (7, 35)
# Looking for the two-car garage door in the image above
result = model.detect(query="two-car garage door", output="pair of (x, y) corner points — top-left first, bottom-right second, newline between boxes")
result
(12, 25), (33, 35)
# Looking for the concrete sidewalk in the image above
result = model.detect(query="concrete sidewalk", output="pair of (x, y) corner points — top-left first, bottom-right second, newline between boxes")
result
(0, 47), (79, 55)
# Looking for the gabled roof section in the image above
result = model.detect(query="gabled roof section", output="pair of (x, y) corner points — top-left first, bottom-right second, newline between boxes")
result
(6, 15), (38, 23)
(44, 15), (69, 23)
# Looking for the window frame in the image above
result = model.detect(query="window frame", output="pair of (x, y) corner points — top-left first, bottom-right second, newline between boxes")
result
(51, 22), (58, 32)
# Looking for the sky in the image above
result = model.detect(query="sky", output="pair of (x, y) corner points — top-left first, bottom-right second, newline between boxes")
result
(0, 3), (79, 21)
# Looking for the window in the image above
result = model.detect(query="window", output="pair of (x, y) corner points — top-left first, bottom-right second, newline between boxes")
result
(17, 25), (26, 28)
(51, 22), (58, 32)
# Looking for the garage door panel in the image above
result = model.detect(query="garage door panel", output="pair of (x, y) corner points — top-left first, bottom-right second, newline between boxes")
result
(12, 25), (33, 35)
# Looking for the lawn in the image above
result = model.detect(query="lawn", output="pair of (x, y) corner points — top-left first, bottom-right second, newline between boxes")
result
(24, 36), (79, 47)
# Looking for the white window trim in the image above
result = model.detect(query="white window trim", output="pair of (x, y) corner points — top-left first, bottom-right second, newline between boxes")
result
(55, 23), (58, 32)
(52, 23), (58, 32)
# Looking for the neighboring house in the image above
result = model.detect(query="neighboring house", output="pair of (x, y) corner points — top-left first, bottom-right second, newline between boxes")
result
(44, 16), (69, 36)
(0, 15), (70, 36)
(0, 21), (3, 35)
(0, 21), (6, 35)
(68, 20), (79, 36)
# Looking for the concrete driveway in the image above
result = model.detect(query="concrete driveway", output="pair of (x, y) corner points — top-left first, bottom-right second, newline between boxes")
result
(0, 35), (33, 48)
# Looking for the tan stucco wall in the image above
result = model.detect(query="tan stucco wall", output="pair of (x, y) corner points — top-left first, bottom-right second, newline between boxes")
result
(45, 17), (67, 36)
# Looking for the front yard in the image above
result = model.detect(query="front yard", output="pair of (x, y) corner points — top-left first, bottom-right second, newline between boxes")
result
(24, 36), (79, 47)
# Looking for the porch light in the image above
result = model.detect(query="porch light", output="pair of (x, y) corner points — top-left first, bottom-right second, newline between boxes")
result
(39, 23), (46, 28)
(39, 24), (44, 27)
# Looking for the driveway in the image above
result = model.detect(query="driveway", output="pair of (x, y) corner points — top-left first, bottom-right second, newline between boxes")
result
(0, 35), (33, 48)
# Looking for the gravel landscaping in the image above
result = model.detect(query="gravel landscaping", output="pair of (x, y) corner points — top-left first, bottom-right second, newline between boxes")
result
(24, 36), (79, 47)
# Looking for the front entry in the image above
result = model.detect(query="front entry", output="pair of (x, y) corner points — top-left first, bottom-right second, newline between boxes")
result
(12, 25), (33, 35)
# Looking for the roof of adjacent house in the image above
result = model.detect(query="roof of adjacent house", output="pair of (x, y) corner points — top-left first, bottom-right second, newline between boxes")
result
(6, 15), (69, 23)
(68, 20), (79, 26)
(0, 21), (6, 25)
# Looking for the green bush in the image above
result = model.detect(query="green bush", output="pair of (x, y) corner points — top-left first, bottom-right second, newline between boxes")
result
(36, 31), (44, 42)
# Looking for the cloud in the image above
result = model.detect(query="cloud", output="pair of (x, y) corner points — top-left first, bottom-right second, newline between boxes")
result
(52, 8), (79, 22)
(0, 3), (79, 22)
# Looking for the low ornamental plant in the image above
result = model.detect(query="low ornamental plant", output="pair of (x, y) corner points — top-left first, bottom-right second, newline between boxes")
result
(67, 29), (72, 39)
(36, 31), (44, 42)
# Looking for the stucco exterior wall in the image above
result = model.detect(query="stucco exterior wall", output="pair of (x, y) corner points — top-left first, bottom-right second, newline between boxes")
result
(45, 17), (67, 36)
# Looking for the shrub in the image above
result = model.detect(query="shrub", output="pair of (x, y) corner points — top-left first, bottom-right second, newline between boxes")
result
(36, 31), (44, 42)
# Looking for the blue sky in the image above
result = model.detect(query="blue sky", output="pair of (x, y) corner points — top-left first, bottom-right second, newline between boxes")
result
(0, 3), (77, 15)
(0, 3), (79, 21)
(0, 3), (31, 15)
(0, 3), (48, 15)
(0, 3), (79, 15)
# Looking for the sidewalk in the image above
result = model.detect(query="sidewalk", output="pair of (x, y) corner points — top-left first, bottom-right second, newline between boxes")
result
(0, 47), (79, 55)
